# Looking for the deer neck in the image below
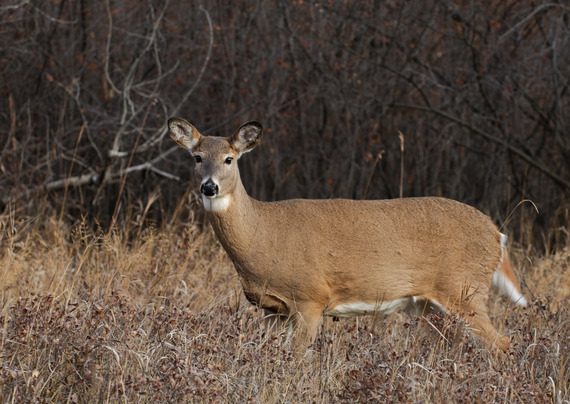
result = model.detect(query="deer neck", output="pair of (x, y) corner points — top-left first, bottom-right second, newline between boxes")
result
(204, 178), (260, 263)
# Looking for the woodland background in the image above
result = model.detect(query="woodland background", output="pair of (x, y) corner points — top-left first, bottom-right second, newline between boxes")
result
(0, 0), (568, 249)
(1, 1), (569, 402)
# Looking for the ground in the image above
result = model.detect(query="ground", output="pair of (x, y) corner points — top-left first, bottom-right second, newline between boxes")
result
(0, 210), (568, 403)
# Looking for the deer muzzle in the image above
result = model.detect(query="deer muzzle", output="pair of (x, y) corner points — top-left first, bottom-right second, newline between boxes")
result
(200, 179), (218, 197)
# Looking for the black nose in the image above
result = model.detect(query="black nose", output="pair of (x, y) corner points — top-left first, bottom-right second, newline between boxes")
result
(200, 179), (218, 197)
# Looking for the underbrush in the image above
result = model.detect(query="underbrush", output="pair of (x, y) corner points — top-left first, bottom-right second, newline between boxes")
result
(0, 206), (568, 403)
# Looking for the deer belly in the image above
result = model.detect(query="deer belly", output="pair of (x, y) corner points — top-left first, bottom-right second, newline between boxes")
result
(325, 298), (412, 318)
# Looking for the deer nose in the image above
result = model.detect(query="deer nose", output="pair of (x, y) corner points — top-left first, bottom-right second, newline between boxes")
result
(201, 179), (218, 197)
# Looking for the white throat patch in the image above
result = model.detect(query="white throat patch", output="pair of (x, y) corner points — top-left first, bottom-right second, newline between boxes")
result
(202, 194), (231, 212)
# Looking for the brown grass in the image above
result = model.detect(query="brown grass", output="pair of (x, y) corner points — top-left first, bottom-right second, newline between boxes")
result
(1, 198), (568, 403)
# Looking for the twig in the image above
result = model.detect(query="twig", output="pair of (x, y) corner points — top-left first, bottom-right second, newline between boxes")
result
(499, 199), (540, 232)
(98, 1), (209, 185)
(60, 122), (86, 221)
(362, 151), (384, 200)
(2, 173), (98, 205)
(0, 1), (29, 11)
(499, 3), (569, 43)
(29, 2), (78, 24)
(106, 0), (170, 157)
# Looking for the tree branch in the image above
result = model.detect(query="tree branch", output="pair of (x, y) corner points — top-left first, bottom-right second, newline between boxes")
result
(389, 103), (570, 190)
(1, 146), (180, 206)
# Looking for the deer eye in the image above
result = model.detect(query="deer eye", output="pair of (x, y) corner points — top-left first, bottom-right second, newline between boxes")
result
(225, 157), (233, 165)
(194, 155), (202, 163)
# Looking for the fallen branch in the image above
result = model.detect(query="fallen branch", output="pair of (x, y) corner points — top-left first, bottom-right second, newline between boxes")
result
(1, 146), (180, 206)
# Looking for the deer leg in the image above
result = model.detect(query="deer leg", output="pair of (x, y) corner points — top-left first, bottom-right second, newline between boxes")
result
(460, 294), (510, 352)
(465, 310), (510, 351)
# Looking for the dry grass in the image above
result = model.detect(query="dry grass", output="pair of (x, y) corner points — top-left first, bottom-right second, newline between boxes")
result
(1, 198), (568, 403)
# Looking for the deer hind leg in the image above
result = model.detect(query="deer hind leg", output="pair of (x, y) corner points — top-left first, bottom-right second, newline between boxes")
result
(465, 309), (510, 351)
(434, 284), (509, 352)
(459, 293), (510, 352)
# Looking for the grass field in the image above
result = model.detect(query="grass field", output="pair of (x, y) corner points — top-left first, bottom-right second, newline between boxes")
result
(1, 197), (568, 403)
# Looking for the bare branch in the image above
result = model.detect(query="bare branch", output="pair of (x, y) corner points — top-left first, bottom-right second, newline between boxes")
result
(499, 3), (569, 43)
(390, 103), (570, 191)
(169, 6), (214, 118)
(1, 145), (180, 206)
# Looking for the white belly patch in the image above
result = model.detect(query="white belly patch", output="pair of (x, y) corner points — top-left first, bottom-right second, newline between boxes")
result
(325, 298), (412, 318)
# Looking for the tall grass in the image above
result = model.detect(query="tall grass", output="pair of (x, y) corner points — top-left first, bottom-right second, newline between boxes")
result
(1, 197), (568, 403)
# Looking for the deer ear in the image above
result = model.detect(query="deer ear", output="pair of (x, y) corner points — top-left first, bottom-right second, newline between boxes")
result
(231, 121), (262, 156)
(168, 117), (201, 152)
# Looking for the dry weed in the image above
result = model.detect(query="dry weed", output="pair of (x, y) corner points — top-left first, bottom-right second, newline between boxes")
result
(0, 208), (568, 403)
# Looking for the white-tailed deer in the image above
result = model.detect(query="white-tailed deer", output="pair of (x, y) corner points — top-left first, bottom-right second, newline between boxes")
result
(168, 117), (527, 352)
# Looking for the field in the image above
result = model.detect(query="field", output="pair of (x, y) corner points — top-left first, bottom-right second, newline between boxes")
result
(1, 1), (569, 402)
(1, 198), (568, 403)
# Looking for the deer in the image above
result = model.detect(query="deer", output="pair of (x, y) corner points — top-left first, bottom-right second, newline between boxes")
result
(168, 117), (528, 352)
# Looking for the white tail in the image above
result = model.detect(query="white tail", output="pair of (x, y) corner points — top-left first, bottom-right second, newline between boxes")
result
(169, 118), (527, 352)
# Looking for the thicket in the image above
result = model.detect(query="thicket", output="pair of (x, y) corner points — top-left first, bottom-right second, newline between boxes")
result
(1, 0), (569, 247)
